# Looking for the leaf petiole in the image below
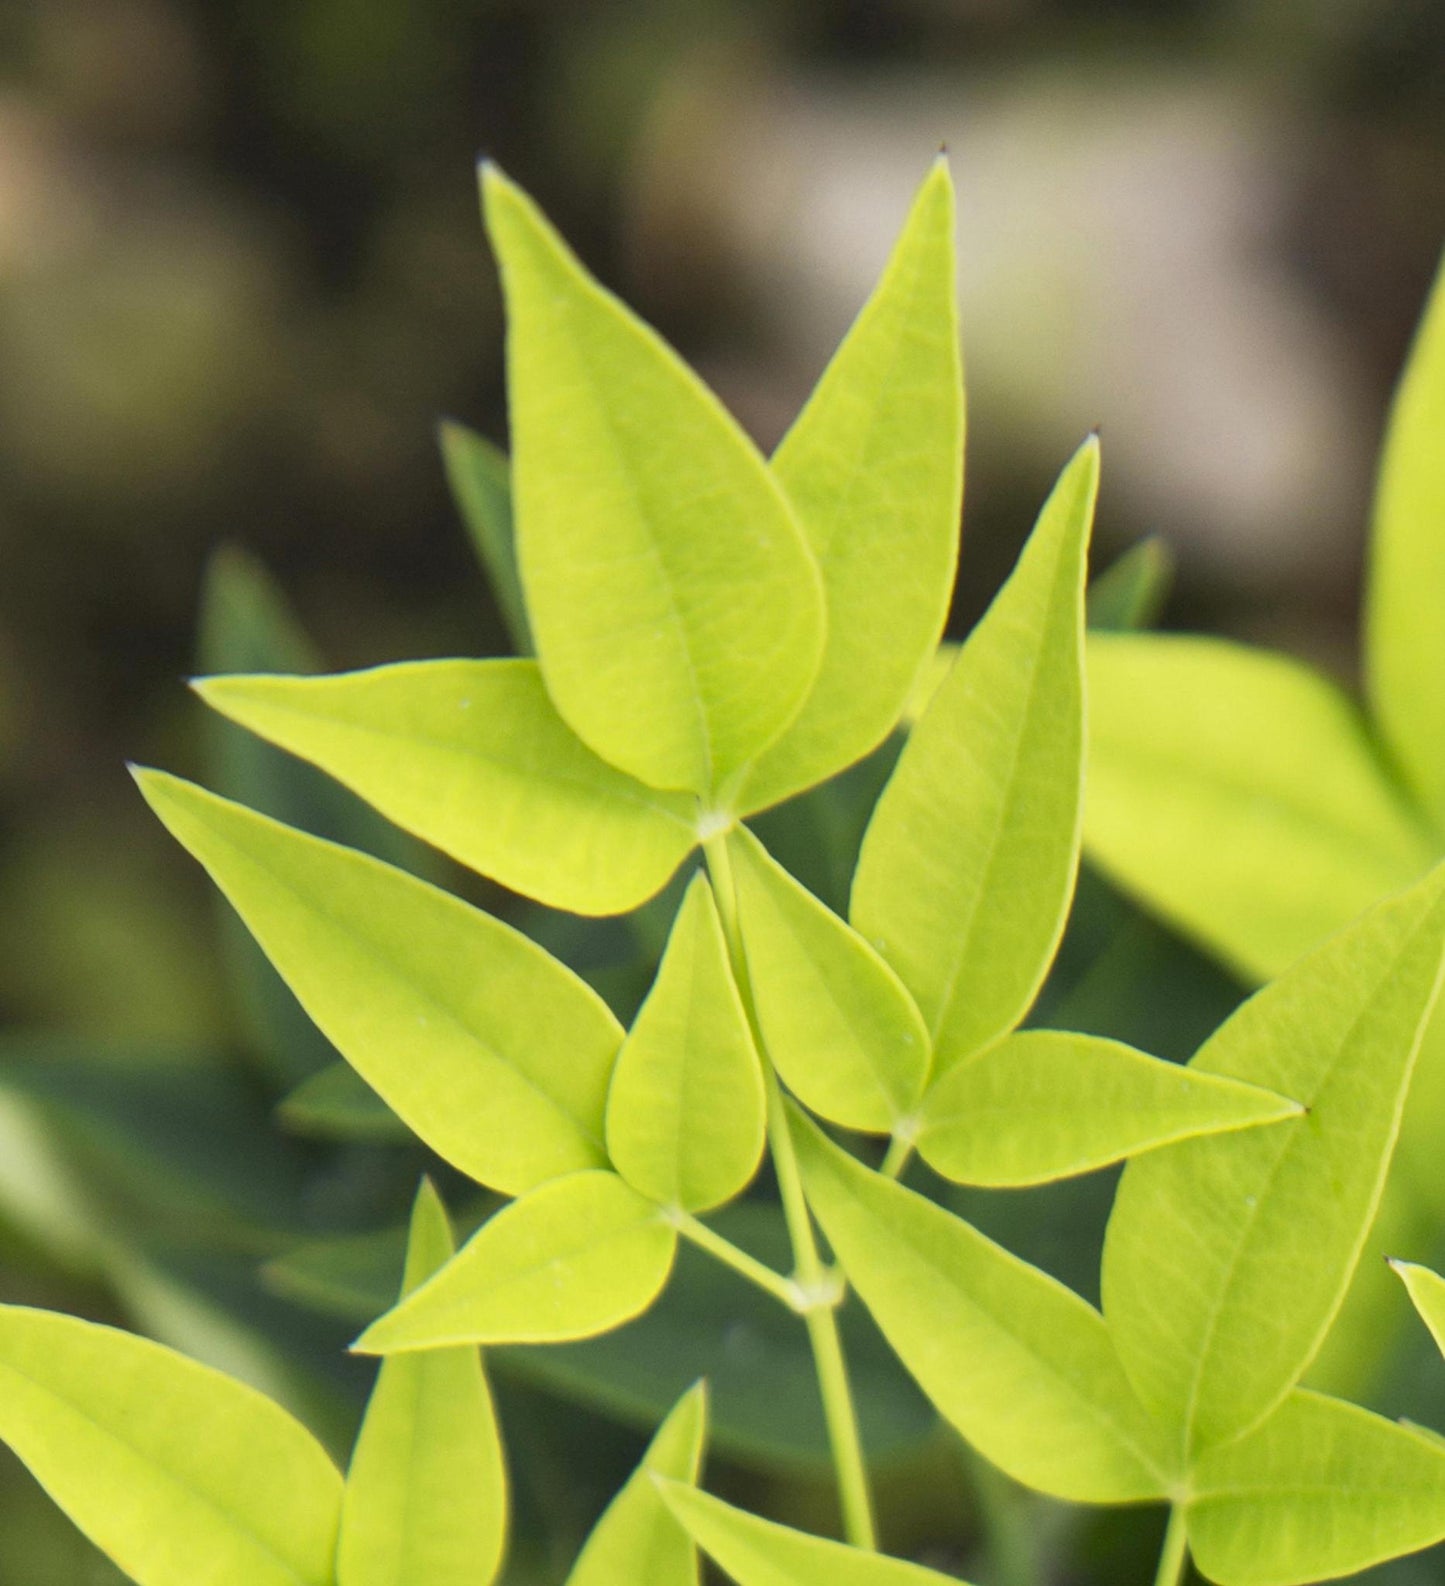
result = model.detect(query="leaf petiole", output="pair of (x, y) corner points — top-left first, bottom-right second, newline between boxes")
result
(663, 1207), (808, 1312)
(1153, 1505), (1189, 1586)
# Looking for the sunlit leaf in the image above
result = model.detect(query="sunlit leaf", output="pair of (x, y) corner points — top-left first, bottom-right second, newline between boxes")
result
(728, 825), (929, 1132)
(738, 158), (963, 812)
(1393, 1259), (1445, 1360)
(195, 660), (698, 916)
(852, 438), (1098, 1072)
(1103, 860), (1445, 1459)
(606, 874), (765, 1211)
(916, 1030), (1301, 1187)
(0, 1305), (342, 1586)
(439, 420), (533, 654)
(1366, 254), (1445, 828)
(482, 164), (825, 796)
(564, 1383), (706, 1586)
(338, 1180), (508, 1586)
(1085, 634), (1434, 982)
(790, 1108), (1175, 1503)
(1187, 1390), (1445, 1586)
(357, 1171), (676, 1351)
(135, 769), (620, 1194)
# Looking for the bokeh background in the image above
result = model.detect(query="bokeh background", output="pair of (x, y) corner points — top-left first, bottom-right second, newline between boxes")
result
(2, 1), (1444, 1581)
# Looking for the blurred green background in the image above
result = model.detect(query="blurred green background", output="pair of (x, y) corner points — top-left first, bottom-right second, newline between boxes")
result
(2, 1), (1444, 1581)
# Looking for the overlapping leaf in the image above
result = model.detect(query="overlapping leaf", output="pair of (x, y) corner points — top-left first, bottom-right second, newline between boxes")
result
(439, 420), (533, 654)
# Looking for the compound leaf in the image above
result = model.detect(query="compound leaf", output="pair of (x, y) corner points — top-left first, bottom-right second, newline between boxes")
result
(1103, 860), (1445, 1459)
(338, 1180), (508, 1586)
(1366, 255), (1445, 828)
(482, 164), (824, 797)
(739, 158), (963, 813)
(1085, 634), (1434, 983)
(1187, 1390), (1445, 1586)
(917, 1030), (1301, 1187)
(728, 825), (930, 1132)
(195, 660), (697, 916)
(606, 874), (765, 1211)
(851, 438), (1098, 1073)
(790, 1109), (1175, 1503)
(564, 1384), (707, 1586)
(659, 1482), (971, 1585)
(135, 769), (620, 1194)
(0, 1304), (341, 1586)
(356, 1171), (676, 1351)
(1393, 1259), (1445, 1359)
(439, 420), (533, 654)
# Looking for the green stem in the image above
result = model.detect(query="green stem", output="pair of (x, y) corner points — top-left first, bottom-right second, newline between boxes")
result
(1153, 1505), (1189, 1586)
(880, 1133), (914, 1180)
(669, 1208), (801, 1311)
(703, 832), (878, 1551)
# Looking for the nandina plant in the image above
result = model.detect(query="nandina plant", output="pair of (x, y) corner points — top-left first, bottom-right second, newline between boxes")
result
(3, 159), (1445, 1586)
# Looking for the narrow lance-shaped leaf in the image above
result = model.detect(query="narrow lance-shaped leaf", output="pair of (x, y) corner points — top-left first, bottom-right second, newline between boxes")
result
(659, 1481), (974, 1585)
(339, 1180), (508, 1586)
(789, 1108), (1176, 1503)
(1392, 1259), (1445, 1359)
(728, 825), (930, 1133)
(1085, 537), (1172, 632)
(1085, 634), (1435, 983)
(852, 438), (1099, 1074)
(916, 1030), (1302, 1188)
(279, 1061), (410, 1143)
(195, 660), (698, 916)
(1102, 859), (1445, 1460)
(606, 874), (766, 1212)
(738, 157), (963, 813)
(439, 420), (534, 654)
(0, 1305), (342, 1586)
(565, 1383), (707, 1586)
(357, 1171), (676, 1352)
(483, 163), (825, 796)
(1187, 1390), (1445, 1586)
(1366, 253), (1445, 828)
(135, 769), (621, 1194)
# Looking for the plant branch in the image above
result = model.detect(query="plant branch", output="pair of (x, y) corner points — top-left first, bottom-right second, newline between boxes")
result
(1154, 1505), (1189, 1586)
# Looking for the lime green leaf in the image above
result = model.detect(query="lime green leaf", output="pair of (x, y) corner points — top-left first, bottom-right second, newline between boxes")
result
(1102, 860), (1445, 1459)
(1366, 256), (1445, 827)
(790, 1109), (1175, 1503)
(1085, 537), (1172, 632)
(482, 164), (825, 796)
(339, 1181), (508, 1586)
(565, 1384), (706, 1586)
(135, 769), (620, 1194)
(278, 1061), (410, 1142)
(916, 1030), (1302, 1187)
(356, 1171), (676, 1351)
(728, 826), (930, 1132)
(0, 1304), (341, 1586)
(1392, 1259), (1445, 1358)
(606, 874), (765, 1211)
(439, 420), (533, 654)
(738, 159), (963, 813)
(195, 661), (697, 916)
(1187, 1390), (1445, 1586)
(659, 1482), (971, 1585)
(852, 438), (1099, 1072)
(1085, 634), (1435, 983)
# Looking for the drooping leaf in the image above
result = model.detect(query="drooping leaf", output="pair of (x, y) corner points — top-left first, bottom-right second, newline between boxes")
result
(1085, 537), (1172, 633)
(1102, 860), (1445, 1459)
(1393, 1259), (1445, 1359)
(1187, 1390), (1445, 1586)
(851, 438), (1099, 1073)
(1366, 255), (1445, 828)
(727, 825), (930, 1132)
(1085, 634), (1435, 983)
(790, 1109), (1175, 1503)
(135, 770), (620, 1194)
(659, 1481), (971, 1585)
(277, 1060), (410, 1142)
(439, 420), (533, 654)
(195, 661), (698, 916)
(0, 1304), (342, 1586)
(338, 1180), (508, 1586)
(916, 1030), (1301, 1187)
(738, 158), (963, 813)
(482, 164), (825, 796)
(564, 1383), (706, 1586)
(606, 874), (765, 1211)
(356, 1171), (676, 1352)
